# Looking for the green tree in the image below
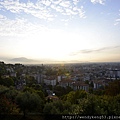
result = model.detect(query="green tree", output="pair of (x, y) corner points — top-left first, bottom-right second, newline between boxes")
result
(64, 90), (87, 104)
(16, 91), (43, 117)
(43, 102), (59, 114)
(73, 94), (101, 115)
(52, 100), (64, 113)
(26, 76), (37, 87)
(0, 85), (19, 114)
(0, 77), (14, 87)
(73, 94), (117, 115)
(5, 86), (19, 103)
(62, 101), (73, 114)
(113, 94), (120, 115)
(54, 86), (73, 97)
(31, 84), (43, 91)
(93, 89), (105, 95)
(43, 100), (72, 114)
(65, 91), (75, 104)
(0, 63), (6, 76)
(23, 86), (45, 101)
(105, 80), (120, 96)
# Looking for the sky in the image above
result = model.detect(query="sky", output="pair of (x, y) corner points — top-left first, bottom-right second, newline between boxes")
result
(0, 0), (120, 64)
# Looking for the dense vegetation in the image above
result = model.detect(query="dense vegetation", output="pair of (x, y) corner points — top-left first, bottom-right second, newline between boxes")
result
(1, 62), (120, 119)
(1, 80), (120, 119)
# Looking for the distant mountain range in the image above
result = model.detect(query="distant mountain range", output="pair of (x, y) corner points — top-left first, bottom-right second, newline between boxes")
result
(9, 57), (59, 64)
(0, 57), (91, 64)
(9, 57), (40, 64)
(10, 57), (34, 62)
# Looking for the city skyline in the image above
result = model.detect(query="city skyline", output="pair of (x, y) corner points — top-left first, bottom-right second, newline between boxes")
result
(0, 0), (120, 64)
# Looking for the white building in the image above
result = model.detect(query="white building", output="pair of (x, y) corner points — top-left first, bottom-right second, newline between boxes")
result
(59, 80), (89, 92)
(72, 81), (89, 92)
(93, 80), (104, 89)
(110, 70), (120, 79)
(36, 74), (41, 84)
(59, 79), (73, 88)
(44, 77), (56, 86)
(57, 76), (62, 82)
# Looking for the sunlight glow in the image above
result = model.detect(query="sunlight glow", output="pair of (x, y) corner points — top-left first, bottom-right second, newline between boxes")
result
(0, 0), (120, 63)
(17, 28), (91, 60)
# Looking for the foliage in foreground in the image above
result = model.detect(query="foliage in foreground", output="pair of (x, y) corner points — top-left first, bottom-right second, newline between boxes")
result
(1, 80), (120, 116)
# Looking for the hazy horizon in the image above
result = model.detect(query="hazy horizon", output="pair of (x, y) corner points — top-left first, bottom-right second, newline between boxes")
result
(0, 0), (120, 63)
(0, 56), (120, 65)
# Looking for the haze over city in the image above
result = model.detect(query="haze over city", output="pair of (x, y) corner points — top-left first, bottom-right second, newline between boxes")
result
(0, 0), (120, 64)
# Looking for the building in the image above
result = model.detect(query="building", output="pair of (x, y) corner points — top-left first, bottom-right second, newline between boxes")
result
(109, 70), (120, 79)
(44, 77), (57, 86)
(57, 75), (62, 82)
(93, 80), (105, 89)
(72, 81), (89, 92)
(59, 79), (89, 92)
(59, 79), (73, 88)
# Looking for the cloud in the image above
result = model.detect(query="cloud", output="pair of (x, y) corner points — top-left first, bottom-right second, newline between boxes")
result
(0, 0), (54, 20)
(49, 0), (86, 19)
(70, 46), (120, 56)
(73, 0), (79, 5)
(41, 0), (51, 6)
(114, 10), (120, 26)
(0, 13), (49, 36)
(0, 0), (86, 36)
(59, 1), (71, 8)
(51, 0), (62, 5)
(0, 15), (26, 36)
(90, 0), (105, 5)
(116, 19), (120, 22)
(51, 4), (64, 13)
(0, 0), (86, 22)
(114, 19), (120, 26)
